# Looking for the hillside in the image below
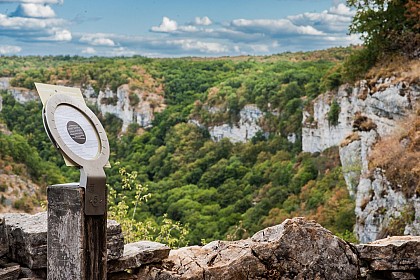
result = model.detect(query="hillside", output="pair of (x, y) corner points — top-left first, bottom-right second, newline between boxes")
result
(0, 47), (360, 244)
(0, 46), (418, 245)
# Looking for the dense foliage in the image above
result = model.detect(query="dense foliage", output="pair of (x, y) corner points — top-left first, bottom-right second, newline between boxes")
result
(0, 49), (356, 245)
(344, 0), (420, 81)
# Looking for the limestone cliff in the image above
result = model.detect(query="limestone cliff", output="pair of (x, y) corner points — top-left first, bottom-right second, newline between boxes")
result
(191, 104), (265, 143)
(83, 84), (165, 132)
(1, 77), (265, 142)
(302, 77), (420, 243)
(0, 78), (165, 132)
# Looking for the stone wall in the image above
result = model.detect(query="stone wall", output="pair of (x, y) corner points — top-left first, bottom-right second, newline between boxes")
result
(0, 213), (418, 280)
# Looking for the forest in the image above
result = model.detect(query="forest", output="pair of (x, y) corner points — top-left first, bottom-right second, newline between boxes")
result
(0, 0), (418, 246)
(0, 48), (356, 245)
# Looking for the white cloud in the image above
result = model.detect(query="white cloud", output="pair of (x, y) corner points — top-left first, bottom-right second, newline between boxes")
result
(329, 3), (355, 17)
(324, 33), (361, 44)
(12, 3), (56, 18)
(249, 44), (270, 53)
(0, 13), (65, 30)
(151, 16), (178, 33)
(170, 39), (229, 53)
(0, 0), (63, 3)
(194, 16), (212, 26)
(231, 18), (324, 36)
(178, 25), (198, 32)
(45, 28), (71, 41)
(0, 45), (22, 54)
(80, 33), (116, 46)
(287, 3), (354, 33)
(82, 47), (96, 54)
(107, 47), (137, 57)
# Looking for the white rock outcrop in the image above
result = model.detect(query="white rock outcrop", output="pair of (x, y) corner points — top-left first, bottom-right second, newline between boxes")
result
(84, 84), (165, 132)
(302, 79), (420, 243)
(208, 104), (264, 143)
(0, 79), (165, 132)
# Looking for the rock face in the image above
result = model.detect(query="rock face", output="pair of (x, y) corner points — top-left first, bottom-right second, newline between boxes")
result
(0, 79), (165, 132)
(302, 80), (418, 153)
(107, 220), (125, 261)
(83, 84), (165, 132)
(205, 104), (265, 143)
(302, 91), (353, 153)
(302, 79), (420, 243)
(136, 217), (359, 280)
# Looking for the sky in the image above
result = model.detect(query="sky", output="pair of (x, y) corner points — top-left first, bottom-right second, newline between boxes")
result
(0, 0), (361, 57)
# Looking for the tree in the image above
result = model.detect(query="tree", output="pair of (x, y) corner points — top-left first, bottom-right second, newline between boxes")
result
(347, 0), (419, 56)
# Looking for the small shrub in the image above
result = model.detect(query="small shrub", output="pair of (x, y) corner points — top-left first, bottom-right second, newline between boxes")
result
(353, 112), (377, 132)
(13, 195), (33, 212)
(327, 99), (340, 126)
(342, 47), (378, 83)
(129, 93), (140, 107)
(108, 165), (189, 248)
(0, 183), (7, 192)
(378, 206), (415, 238)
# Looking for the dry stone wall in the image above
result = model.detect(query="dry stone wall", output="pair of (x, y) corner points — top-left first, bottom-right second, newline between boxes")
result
(0, 213), (419, 280)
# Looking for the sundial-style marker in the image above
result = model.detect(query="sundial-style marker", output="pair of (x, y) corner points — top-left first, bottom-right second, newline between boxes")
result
(38, 85), (110, 215)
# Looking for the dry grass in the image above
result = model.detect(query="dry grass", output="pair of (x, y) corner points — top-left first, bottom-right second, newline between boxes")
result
(366, 55), (420, 93)
(369, 113), (420, 198)
(353, 112), (377, 132)
(340, 132), (361, 147)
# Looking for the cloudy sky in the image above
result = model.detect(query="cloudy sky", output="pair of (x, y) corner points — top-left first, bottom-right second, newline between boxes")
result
(0, 0), (361, 57)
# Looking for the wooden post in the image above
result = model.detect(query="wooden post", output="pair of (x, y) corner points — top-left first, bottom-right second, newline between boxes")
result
(85, 212), (107, 279)
(47, 184), (107, 280)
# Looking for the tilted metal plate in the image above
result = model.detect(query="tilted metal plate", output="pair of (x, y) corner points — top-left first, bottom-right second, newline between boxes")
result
(43, 93), (110, 215)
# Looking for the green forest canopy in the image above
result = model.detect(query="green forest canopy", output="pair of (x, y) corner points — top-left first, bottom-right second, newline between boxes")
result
(0, 49), (357, 244)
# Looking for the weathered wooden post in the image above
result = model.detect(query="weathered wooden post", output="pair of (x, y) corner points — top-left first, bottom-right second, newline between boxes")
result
(36, 84), (110, 280)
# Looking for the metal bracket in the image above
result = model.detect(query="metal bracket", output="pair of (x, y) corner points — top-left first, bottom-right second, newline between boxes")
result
(79, 166), (106, 215)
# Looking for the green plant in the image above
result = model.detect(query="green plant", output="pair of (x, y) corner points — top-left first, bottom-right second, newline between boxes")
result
(378, 205), (415, 238)
(129, 94), (140, 107)
(108, 165), (189, 247)
(0, 183), (7, 192)
(226, 220), (247, 241)
(336, 230), (358, 243)
(327, 99), (340, 126)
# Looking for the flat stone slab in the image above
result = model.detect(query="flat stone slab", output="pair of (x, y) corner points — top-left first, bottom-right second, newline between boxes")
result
(0, 212), (124, 269)
(357, 236), (420, 271)
(108, 241), (170, 273)
(0, 265), (20, 280)
(3, 212), (47, 269)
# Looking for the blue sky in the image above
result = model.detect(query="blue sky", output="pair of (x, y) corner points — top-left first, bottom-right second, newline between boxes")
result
(0, 0), (360, 57)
